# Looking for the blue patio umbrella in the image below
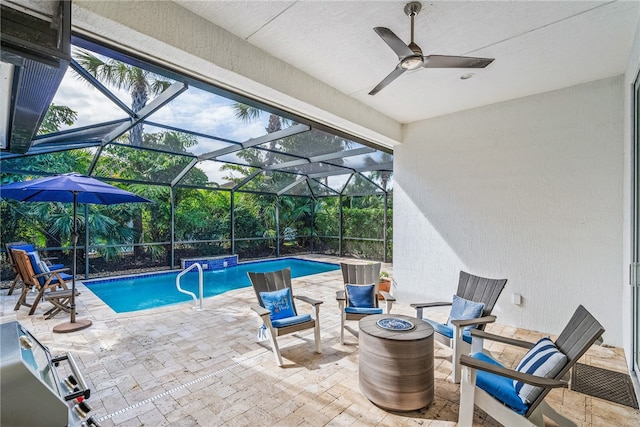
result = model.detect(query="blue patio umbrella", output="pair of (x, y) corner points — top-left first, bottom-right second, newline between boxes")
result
(1, 172), (152, 332)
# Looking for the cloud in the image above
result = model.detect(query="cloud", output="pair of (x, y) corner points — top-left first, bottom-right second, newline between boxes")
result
(147, 86), (270, 142)
(52, 73), (128, 128)
(54, 67), (271, 145)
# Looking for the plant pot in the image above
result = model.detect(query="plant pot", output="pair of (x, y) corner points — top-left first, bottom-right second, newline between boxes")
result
(378, 278), (392, 300)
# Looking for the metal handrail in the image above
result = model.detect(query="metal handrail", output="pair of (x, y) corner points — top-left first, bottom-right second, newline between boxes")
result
(176, 263), (203, 311)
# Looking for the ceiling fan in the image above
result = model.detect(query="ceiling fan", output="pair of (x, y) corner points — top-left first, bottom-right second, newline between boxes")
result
(369, 1), (495, 96)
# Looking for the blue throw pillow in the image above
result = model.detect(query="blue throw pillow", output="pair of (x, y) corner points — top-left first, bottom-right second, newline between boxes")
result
(446, 295), (485, 331)
(513, 337), (567, 404)
(346, 284), (376, 308)
(259, 288), (296, 321)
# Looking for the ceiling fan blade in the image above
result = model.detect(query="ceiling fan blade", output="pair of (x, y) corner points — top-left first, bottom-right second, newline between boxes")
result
(373, 27), (414, 59)
(369, 65), (406, 96)
(423, 55), (495, 68)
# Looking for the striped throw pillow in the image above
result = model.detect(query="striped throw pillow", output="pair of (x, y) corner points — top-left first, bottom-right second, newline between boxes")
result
(513, 337), (567, 404)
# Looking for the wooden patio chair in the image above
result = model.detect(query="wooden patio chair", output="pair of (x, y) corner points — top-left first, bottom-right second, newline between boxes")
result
(410, 271), (507, 382)
(336, 262), (395, 345)
(12, 249), (77, 319)
(458, 304), (605, 427)
(5, 242), (64, 295)
(248, 267), (323, 366)
(5, 241), (28, 295)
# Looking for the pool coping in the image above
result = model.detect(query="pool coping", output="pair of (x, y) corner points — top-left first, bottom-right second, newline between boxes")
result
(83, 256), (340, 285)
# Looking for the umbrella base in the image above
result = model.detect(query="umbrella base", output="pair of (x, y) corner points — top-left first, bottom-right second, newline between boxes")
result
(53, 319), (92, 333)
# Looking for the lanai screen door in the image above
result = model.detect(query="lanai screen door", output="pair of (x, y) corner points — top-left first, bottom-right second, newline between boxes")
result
(633, 68), (640, 374)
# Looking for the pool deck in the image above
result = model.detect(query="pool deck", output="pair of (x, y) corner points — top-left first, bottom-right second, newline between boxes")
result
(1, 255), (639, 426)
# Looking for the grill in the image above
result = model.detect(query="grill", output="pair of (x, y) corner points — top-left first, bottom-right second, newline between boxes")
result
(0, 321), (100, 426)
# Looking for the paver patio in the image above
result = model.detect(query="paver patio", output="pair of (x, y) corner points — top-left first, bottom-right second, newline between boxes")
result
(1, 255), (638, 426)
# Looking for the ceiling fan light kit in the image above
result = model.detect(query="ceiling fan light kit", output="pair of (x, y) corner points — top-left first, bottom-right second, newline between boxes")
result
(369, 1), (495, 95)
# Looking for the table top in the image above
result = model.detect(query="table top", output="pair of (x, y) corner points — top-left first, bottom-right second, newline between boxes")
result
(359, 314), (434, 341)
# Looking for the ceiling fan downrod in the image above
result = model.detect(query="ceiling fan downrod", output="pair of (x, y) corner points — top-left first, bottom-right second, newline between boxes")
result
(402, 2), (424, 68)
(405, 2), (422, 45)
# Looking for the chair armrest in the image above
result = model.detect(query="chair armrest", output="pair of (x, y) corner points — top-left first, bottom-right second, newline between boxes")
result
(250, 304), (271, 318)
(410, 301), (452, 309)
(34, 267), (71, 279)
(411, 301), (452, 319)
(459, 354), (568, 389)
(450, 315), (496, 328)
(41, 256), (58, 262)
(336, 290), (346, 301)
(379, 291), (395, 302)
(294, 295), (323, 306)
(468, 329), (535, 349)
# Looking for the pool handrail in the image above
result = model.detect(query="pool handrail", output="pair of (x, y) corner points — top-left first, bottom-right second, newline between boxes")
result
(176, 263), (203, 310)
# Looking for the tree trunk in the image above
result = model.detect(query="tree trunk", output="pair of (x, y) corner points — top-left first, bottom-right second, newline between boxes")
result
(133, 213), (144, 259)
(131, 81), (148, 258)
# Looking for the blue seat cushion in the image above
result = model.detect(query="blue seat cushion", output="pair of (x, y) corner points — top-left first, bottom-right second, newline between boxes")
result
(422, 318), (473, 344)
(514, 337), (567, 404)
(28, 253), (72, 286)
(446, 295), (485, 331)
(272, 314), (313, 328)
(472, 352), (530, 415)
(346, 283), (376, 308)
(345, 307), (383, 315)
(259, 287), (296, 320)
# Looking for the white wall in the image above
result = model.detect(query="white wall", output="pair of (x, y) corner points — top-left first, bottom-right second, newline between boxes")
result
(395, 76), (625, 345)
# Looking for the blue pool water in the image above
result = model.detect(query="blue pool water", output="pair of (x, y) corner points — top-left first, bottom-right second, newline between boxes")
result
(84, 258), (339, 313)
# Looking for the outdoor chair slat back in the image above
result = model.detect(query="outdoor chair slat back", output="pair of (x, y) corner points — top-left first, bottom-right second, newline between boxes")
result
(525, 304), (604, 417)
(249, 268), (297, 314)
(341, 262), (381, 286)
(456, 271), (507, 319)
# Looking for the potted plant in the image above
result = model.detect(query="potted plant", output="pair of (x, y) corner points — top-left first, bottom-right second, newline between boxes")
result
(378, 270), (392, 299)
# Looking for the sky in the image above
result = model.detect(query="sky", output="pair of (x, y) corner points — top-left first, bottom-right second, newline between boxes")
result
(50, 47), (273, 184)
(46, 45), (390, 192)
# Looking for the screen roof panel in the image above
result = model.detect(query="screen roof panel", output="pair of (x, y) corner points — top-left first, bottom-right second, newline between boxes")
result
(2, 35), (393, 197)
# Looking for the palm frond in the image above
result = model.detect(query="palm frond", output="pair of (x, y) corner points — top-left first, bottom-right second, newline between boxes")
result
(233, 103), (263, 123)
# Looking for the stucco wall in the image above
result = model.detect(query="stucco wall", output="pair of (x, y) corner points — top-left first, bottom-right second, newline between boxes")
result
(395, 76), (625, 345)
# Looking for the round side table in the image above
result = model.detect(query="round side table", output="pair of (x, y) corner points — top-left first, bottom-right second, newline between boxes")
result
(358, 314), (434, 411)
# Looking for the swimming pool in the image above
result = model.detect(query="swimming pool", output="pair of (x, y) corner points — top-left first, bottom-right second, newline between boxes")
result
(84, 258), (339, 313)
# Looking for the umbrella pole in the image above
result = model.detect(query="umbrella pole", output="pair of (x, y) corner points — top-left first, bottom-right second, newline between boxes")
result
(53, 193), (92, 333)
(71, 196), (77, 323)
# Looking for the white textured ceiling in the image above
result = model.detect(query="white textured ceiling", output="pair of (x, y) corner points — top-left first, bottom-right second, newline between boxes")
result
(174, 0), (639, 124)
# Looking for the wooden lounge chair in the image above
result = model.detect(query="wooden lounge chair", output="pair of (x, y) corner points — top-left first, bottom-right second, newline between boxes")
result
(336, 262), (395, 345)
(5, 242), (64, 295)
(12, 249), (77, 319)
(248, 268), (323, 366)
(458, 304), (605, 427)
(410, 271), (507, 383)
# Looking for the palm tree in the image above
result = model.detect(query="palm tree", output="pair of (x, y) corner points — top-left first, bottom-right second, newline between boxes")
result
(74, 49), (172, 146)
(74, 49), (173, 258)
(232, 103), (286, 166)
